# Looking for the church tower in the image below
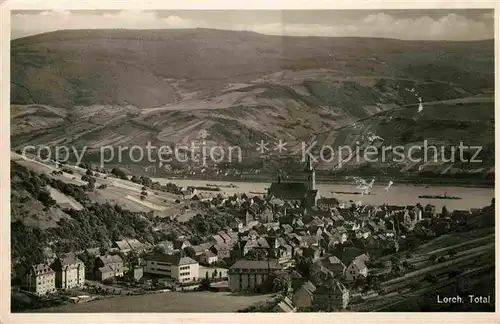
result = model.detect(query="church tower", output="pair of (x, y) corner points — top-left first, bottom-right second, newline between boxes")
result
(304, 155), (316, 191)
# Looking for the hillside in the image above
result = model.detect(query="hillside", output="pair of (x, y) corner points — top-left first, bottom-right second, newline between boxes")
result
(10, 29), (495, 176)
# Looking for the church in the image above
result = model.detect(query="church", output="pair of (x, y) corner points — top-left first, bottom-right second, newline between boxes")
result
(267, 156), (320, 208)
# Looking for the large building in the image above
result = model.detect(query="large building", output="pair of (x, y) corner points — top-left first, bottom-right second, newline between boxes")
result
(144, 253), (199, 283)
(94, 254), (125, 281)
(267, 156), (319, 208)
(228, 259), (282, 292)
(51, 256), (85, 290)
(24, 263), (56, 295)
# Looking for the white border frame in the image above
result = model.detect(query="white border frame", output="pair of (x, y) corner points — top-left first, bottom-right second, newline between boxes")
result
(1, 1), (498, 323)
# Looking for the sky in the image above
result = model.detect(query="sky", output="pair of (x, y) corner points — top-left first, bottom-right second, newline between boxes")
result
(11, 9), (495, 41)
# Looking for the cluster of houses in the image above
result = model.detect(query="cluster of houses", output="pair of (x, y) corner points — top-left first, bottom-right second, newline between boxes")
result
(24, 158), (481, 312)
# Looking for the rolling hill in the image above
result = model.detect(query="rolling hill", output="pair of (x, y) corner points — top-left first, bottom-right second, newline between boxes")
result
(10, 28), (495, 178)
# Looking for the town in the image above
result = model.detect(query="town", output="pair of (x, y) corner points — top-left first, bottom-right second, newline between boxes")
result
(9, 9), (495, 314)
(11, 154), (495, 312)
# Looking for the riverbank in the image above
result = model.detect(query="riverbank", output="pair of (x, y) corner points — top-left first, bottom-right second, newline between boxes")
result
(159, 175), (494, 189)
(152, 178), (493, 212)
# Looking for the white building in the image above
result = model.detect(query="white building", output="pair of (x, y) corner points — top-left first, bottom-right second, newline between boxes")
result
(144, 253), (199, 283)
(51, 256), (85, 289)
(25, 263), (56, 295)
(200, 250), (218, 265)
(345, 254), (369, 281)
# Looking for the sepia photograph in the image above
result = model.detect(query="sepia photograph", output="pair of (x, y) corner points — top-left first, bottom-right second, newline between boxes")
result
(6, 5), (496, 316)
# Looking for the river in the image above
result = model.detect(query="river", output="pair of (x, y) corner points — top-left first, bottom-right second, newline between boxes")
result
(152, 178), (494, 211)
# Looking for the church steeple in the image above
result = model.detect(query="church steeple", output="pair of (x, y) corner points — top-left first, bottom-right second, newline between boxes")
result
(305, 154), (313, 171)
(304, 155), (315, 191)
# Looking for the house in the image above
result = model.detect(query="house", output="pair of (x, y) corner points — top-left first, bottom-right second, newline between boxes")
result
(276, 239), (293, 263)
(317, 197), (339, 209)
(94, 255), (125, 281)
(24, 263), (56, 295)
(345, 254), (369, 281)
(238, 239), (259, 256)
(293, 281), (316, 309)
(173, 239), (191, 251)
(331, 214), (345, 227)
(228, 259), (282, 292)
(129, 265), (144, 282)
(260, 207), (274, 223)
(209, 234), (225, 245)
(210, 243), (231, 259)
(51, 256), (85, 290)
(312, 280), (349, 310)
(324, 256), (347, 278)
(144, 253), (199, 283)
(272, 296), (296, 312)
(307, 217), (325, 232)
(113, 240), (131, 254)
(126, 239), (146, 253)
(219, 233), (233, 245)
(281, 224), (293, 234)
(200, 250), (218, 265)
(227, 231), (239, 242)
(191, 243), (212, 257)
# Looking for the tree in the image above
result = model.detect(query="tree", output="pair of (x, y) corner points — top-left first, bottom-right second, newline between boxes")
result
(183, 246), (196, 258)
(244, 248), (267, 261)
(87, 177), (96, 190)
(153, 245), (167, 254)
(103, 277), (117, 285)
(78, 251), (96, 274)
(111, 168), (128, 180)
(272, 271), (291, 293)
(212, 269), (218, 279)
(86, 168), (93, 176)
(200, 272), (211, 290)
(295, 255), (313, 278)
(37, 189), (56, 207)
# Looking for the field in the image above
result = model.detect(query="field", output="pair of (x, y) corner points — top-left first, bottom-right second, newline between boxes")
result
(36, 292), (274, 313)
(11, 152), (184, 217)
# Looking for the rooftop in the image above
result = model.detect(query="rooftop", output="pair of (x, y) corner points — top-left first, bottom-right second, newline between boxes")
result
(230, 259), (281, 270)
(144, 253), (198, 266)
(98, 254), (124, 265)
